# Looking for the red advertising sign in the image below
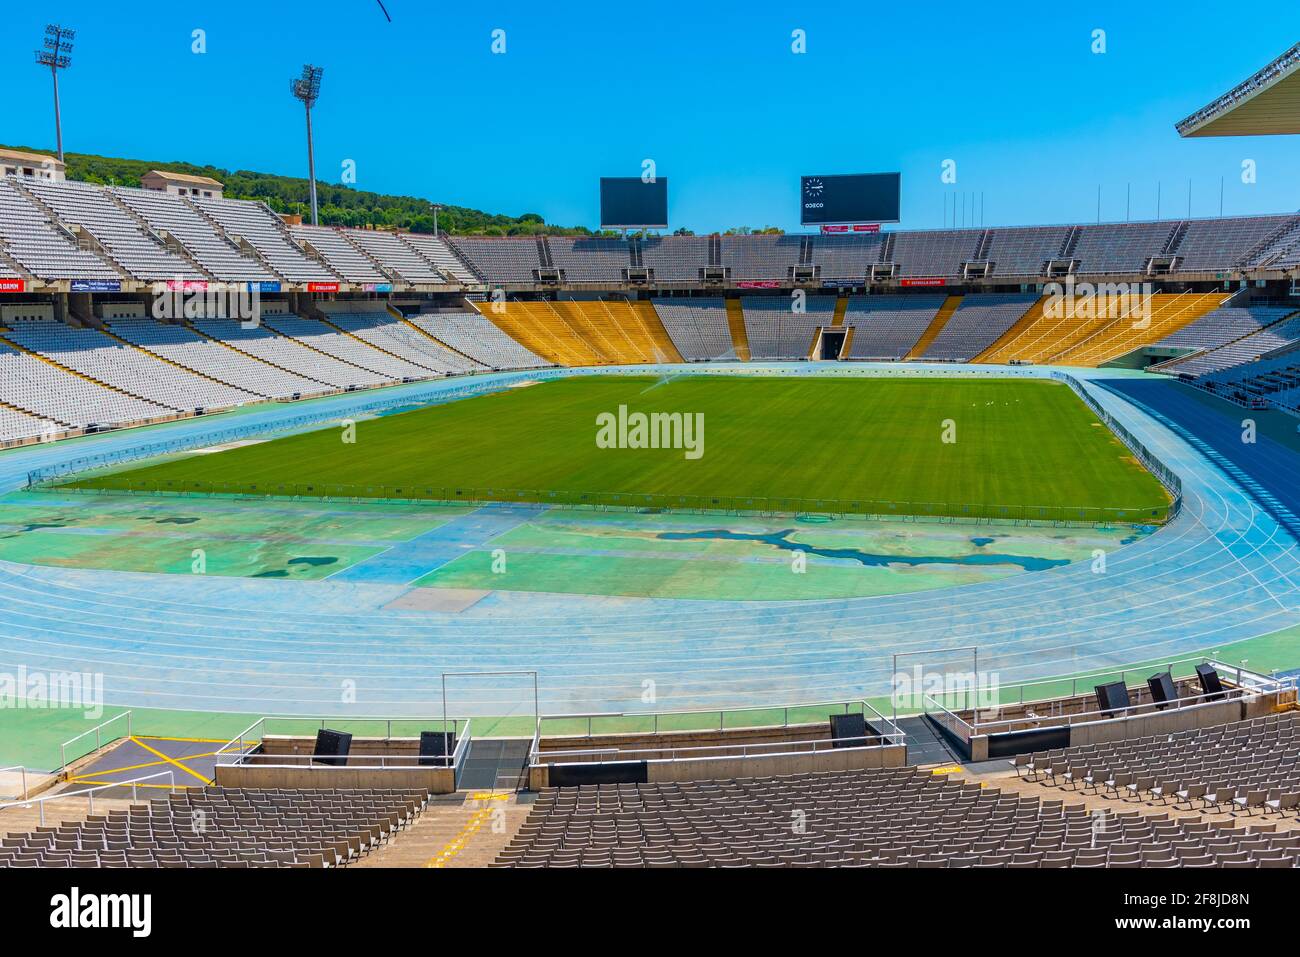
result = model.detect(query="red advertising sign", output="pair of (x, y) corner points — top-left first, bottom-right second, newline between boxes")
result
(307, 282), (340, 292)
(900, 277), (946, 287)
(820, 224), (880, 233)
(0, 279), (25, 293)
(736, 280), (782, 289)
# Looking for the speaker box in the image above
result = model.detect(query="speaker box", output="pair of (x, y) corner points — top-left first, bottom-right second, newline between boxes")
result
(419, 730), (456, 767)
(1147, 671), (1177, 710)
(313, 728), (352, 766)
(828, 712), (870, 748)
(1094, 681), (1131, 717)
(1196, 664), (1225, 701)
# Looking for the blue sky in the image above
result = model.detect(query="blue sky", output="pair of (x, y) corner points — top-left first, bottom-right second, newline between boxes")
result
(7, 2), (1300, 232)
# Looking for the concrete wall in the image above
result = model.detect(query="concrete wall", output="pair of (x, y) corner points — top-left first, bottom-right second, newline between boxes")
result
(529, 743), (906, 789)
(214, 763), (455, 792)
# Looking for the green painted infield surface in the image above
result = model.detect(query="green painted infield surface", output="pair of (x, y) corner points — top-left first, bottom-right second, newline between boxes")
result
(0, 493), (474, 580)
(5, 624), (1295, 773)
(414, 509), (1148, 600)
(64, 376), (1170, 521)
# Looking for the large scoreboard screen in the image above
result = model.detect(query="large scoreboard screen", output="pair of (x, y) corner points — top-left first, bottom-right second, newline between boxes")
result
(800, 173), (901, 226)
(600, 177), (669, 229)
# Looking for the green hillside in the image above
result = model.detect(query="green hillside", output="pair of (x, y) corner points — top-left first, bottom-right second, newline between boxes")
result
(0, 143), (592, 237)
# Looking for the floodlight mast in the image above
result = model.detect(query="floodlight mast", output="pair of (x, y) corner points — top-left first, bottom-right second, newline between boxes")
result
(35, 24), (75, 164)
(290, 65), (324, 226)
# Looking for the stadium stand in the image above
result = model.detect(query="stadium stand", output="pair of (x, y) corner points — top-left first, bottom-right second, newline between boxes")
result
(496, 765), (1300, 867)
(1243, 217), (1300, 269)
(400, 233), (478, 284)
(0, 787), (429, 868)
(741, 295), (838, 359)
(547, 238), (629, 283)
(291, 224), (389, 284)
(4, 318), (254, 411)
(192, 197), (337, 284)
(843, 294), (946, 359)
(317, 302), (484, 374)
(0, 335), (172, 429)
(1025, 713), (1300, 818)
(640, 236), (710, 282)
(1071, 221), (1179, 274)
(652, 298), (736, 361)
(471, 301), (600, 365)
(344, 229), (444, 285)
(889, 229), (982, 277)
(0, 179), (123, 282)
(1201, 350), (1300, 412)
(408, 311), (550, 370)
(1149, 304), (1297, 368)
(921, 293), (1039, 361)
(1154, 307), (1300, 377)
(110, 187), (275, 282)
(983, 226), (1072, 277)
(1176, 215), (1298, 271)
(546, 299), (682, 363)
(262, 314), (438, 380)
(190, 316), (387, 389)
(447, 237), (537, 284)
(20, 179), (206, 282)
(107, 318), (325, 398)
(721, 235), (804, 280)
(1047, 291), (1229, 366)
(807, 234), (886, 281)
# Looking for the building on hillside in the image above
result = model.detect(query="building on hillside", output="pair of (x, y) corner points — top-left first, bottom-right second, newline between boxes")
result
(140, 169), (224, 199)
(0, 148), (65, 182)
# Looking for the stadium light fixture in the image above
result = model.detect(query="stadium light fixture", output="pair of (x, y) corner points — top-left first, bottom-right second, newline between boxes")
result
(290, 64), (324, 226)
(34, 24), (75, 163)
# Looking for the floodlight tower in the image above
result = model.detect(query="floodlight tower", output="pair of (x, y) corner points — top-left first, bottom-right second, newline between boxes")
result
(35, 24), (75, 163)
(290, 65), (324, 225)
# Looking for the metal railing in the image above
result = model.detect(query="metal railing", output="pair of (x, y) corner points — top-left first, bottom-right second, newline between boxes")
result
(530, 697), (907, 768)
(922, 658), (1296, 739)
(59, 711), (132, 774)
(0, 765), (30, 802)
(0, 770), (176, 827)
(211, 716), (473, 776)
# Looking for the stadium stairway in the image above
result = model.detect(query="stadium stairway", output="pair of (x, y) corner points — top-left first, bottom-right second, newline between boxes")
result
(831, 297), (849, 326)
(355, 793), (531, 868)
(1049, 291), (1228, 367)
(905, 294), (962, 358)
(725, 298), (751, 360)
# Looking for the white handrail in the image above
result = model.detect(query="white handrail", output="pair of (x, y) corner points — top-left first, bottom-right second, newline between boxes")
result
(0, 765), (30, 802)
(59, 711), (132, 773)
(0, 770), (175, 827)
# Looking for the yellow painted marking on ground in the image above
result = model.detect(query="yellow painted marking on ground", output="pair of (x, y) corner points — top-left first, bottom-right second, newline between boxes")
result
(136, 736), (235, 744)
(931, 765), (964, 775)
(425, 792), (510, 869)
(129, 736), (214, 785)
(68, 750), (224, 780)
(66, 778), (195, 790)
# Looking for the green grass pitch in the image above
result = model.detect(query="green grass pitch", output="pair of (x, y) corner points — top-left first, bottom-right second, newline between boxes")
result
(65, 376), (1171, 521)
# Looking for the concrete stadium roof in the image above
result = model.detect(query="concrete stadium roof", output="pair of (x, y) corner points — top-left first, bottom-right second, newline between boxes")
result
(1177, 43), (1300, 137)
